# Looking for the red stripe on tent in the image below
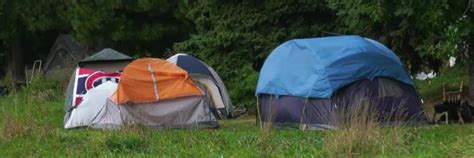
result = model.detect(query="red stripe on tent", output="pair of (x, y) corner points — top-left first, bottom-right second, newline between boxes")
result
(78, 68), (95, 75)
(85, 71), (121, 90)
(75, 97), (83, 106)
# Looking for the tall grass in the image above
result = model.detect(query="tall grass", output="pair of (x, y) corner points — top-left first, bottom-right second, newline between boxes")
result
(1, 74), (474, 157)
(255, 96), (275, 157)
(255, 88), (433, 157)
(322, 101), (410, 157)
(0, 78), (60, 139)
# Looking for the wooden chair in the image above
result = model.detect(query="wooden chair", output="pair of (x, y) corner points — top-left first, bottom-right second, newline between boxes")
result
(432, 81), (465, 124)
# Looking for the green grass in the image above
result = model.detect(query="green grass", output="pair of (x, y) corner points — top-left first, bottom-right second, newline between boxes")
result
(1, 74), (474, 157)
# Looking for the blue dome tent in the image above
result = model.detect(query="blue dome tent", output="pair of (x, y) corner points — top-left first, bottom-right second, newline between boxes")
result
(256, 35), (427, 129)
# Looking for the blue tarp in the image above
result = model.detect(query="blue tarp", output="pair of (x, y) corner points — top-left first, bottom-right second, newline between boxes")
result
(256, 35), (414, 98)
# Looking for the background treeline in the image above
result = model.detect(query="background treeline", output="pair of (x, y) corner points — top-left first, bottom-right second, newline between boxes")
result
(0, 0), (473, 108)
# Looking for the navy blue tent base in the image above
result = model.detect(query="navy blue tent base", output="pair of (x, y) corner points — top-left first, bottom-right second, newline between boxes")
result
(258, 78), (428, 130)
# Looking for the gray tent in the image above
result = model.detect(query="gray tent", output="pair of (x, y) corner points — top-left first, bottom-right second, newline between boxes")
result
(78, 48), (132, 71)
(167, 53), (234, 119)
(43, 34), (89, 79)
(63, 48), (133, 124)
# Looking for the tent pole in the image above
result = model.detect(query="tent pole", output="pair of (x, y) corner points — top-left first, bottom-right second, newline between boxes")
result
(256, 96), (262, 129)
(300, 98), (308, 130)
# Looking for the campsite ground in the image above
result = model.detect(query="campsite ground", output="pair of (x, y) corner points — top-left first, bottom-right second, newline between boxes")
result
(1, 67), (474, 157)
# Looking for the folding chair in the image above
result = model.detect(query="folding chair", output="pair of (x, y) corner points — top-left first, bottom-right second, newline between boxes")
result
(432, 81), (465, 124)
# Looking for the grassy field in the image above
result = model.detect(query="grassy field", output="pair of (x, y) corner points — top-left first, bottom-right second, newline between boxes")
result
(1, 68), (474, 157)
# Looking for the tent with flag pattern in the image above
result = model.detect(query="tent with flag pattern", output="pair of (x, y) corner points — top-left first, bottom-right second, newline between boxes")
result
(65, 58), (218, 129)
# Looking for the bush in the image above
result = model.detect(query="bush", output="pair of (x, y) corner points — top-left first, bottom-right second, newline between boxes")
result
(175, 1), (336, 110)
(227, 65), (258, 109)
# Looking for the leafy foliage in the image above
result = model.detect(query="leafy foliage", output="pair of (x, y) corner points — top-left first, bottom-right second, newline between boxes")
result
(67, 0), (193, 56)
(227, 65), (258, 108)
(327, 0), (473, 72)
(0, 0), (474, 106)
(0, 0), (68, 81)
(0, 0), (67, 39)
(175, 0), (336, 107)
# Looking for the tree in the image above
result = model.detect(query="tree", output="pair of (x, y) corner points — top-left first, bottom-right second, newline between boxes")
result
(175, 0), (337, 107)
(326, 0), (462, 72)
(327, 0), (474, 99)
(432, 0), (474, 100)
(67, 0), (193, 57)
(0, 0), (68, 83)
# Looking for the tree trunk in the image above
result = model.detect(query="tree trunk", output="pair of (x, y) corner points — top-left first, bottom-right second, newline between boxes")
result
(0, 46), (5, 79)
(466, 0), (474, 103)
(468, 36), (474, 102)
(6, 34), (25, 85)
(469, 60), (474, 102)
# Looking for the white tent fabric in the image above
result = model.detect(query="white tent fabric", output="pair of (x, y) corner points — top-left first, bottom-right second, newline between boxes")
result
(207, 66), (233, 112)
(64, 81), (117, 129)
(89, 98), (123, 129)
(191, 75), (225, 109)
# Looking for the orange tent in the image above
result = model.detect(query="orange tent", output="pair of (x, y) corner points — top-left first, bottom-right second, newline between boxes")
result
(112, 58), (202, 104)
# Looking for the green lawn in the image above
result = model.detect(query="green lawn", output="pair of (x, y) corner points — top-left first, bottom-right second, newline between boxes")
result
(1, 70), (474, 157)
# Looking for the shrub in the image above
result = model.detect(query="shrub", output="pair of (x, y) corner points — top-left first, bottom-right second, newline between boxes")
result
(227, 65), (258, 109)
